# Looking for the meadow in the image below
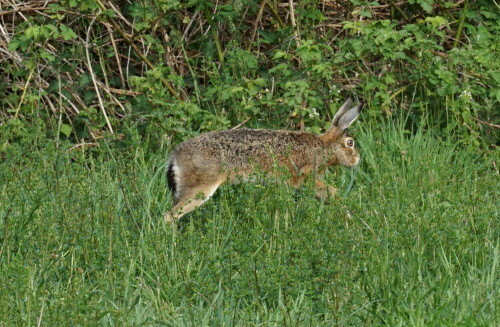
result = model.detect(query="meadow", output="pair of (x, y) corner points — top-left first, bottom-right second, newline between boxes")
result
(1, 0), (499, 325)
(0, 120), (498, 326)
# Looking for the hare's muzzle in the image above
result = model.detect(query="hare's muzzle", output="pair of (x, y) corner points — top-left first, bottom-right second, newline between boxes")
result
(352, 155), (360, 167)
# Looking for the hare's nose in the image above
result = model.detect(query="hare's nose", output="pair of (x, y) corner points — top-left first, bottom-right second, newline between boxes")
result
(353, 156), (360, 166)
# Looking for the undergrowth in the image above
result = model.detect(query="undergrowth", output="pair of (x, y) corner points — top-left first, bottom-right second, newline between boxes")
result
(1, 0), (499, 148)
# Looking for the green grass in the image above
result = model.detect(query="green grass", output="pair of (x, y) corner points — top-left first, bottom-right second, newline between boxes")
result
(0, 123), (498, 326)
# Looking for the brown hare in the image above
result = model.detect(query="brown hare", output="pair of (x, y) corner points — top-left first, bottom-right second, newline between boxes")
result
(164, 98), (363, 222)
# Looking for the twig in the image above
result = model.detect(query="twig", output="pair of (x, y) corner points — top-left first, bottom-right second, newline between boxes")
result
(453, 0), (469, 48)
(92, 85), (140, 96)
(182, 11), (199, 42)
(52, 92), (80, 115)
(105, 0), (134, 29)
(96, 80), (127, 114)
(212, 30), (224, 64)
(474, 117), (500, 129)
(387, 0), (410, 23)
(231, 117), (251, 130)
(265, 0), (285, 29)
(0, 7), (50, 17)
(180, 44), (201, 106)
(106, 25), (126, 88)
(288, 0), (300, 47)
(14, 66), (35, 118)
(249, 0), (266, 48)
(69, 142), (98, 150)
(85, 12), (114, 134)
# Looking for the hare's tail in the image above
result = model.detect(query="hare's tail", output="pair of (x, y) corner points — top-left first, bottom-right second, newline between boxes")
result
(167, 159), (179, 200)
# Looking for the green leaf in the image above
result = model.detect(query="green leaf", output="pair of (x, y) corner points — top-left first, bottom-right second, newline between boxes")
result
(44, 24), (59, 35)
(59, 25), (77, 41)
(383, 73), (397, 84)
(492, 88), (500, 102)
(8, 40), (20, 51)
(25, 26), (41, 39)
(273, 50), (288, 60)
(40, 50), (56, 62)
(101, 9), (117, 18)
(415, 0), (434, 13)
(489, 72), (500, 84)
(79, 73), (93, 89)
(60, 123), (73, 137)
(424, 16), (448, 29)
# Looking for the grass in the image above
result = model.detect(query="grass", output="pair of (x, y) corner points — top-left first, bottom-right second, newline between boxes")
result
(0, 122), (498, 326)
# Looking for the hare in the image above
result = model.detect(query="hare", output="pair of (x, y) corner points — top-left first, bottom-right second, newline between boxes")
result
(164, 98), (363, 222)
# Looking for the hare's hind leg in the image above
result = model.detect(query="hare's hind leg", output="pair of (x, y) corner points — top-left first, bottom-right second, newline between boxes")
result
(164, 181), (223, 222)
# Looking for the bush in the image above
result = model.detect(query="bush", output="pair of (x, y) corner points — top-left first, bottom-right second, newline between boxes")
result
(1, 0), (498, 147)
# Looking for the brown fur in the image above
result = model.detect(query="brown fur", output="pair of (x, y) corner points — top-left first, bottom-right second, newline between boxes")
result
(164, 99), (363, 222)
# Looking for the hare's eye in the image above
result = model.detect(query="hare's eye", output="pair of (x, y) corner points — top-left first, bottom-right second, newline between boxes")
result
(346, 139), (354, 147)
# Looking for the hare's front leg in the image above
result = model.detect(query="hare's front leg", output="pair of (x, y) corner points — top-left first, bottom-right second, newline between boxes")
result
(289, 173), (336, 200)
(314, 180), (337, 201)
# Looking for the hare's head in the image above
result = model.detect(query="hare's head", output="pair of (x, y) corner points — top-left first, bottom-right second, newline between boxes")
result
(320, 98), (364, 167)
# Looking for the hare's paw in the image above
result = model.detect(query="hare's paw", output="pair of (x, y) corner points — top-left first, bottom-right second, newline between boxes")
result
(327, 185), (337, 197)
(164, 212), (176, 223)
(315, 183), (337, 201)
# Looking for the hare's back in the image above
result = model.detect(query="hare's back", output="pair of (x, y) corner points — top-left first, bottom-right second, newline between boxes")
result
(173, 128), (320, 165)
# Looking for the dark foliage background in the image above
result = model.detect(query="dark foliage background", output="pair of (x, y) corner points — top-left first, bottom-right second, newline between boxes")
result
(1, 0), (499, 148)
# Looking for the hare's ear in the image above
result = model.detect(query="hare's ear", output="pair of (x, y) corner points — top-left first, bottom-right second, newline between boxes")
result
(321, 99), (364, 142)
(336, 101), (364, 131)
(331, 98), (353, 127)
